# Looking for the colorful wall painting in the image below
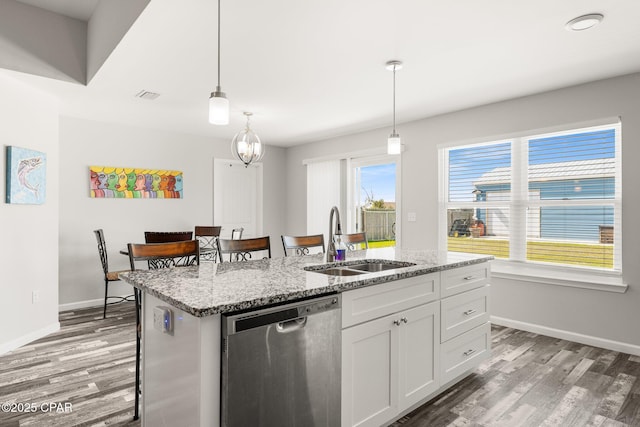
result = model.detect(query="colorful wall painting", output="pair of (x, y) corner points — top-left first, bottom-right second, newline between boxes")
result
(5, 146), (47, 204)
(89, 166), (183, 199)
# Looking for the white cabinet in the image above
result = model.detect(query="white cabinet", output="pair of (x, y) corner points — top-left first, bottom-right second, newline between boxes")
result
(441, 285), (489, 342)
(341, 262), (491, 427)
(397, 303), (440, 410)
(341, 301), (439, 427)
(439, 263), (491, 386)
(341, 273), (440, 427)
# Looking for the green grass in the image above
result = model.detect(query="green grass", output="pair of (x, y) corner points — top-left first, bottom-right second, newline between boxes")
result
(448, 237), (613, 269)
(368, 240), (396, 249)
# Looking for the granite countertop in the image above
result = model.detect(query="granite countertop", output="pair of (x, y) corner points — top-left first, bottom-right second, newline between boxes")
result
(119, 247), (492, 317)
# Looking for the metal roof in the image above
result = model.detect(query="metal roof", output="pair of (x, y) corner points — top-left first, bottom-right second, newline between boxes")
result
(474, 158), (615, 186)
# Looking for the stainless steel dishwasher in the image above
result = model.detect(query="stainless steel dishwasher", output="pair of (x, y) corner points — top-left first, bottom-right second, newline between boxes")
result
(221, 294), (341, 427)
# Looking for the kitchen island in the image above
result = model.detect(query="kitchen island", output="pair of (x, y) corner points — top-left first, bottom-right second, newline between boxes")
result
(120, 247), (492, 427)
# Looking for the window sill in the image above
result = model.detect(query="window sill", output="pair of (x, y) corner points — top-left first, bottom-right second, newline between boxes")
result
(491, 260), (627, 293)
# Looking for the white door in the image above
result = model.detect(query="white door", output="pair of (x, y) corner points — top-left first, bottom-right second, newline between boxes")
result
(342, 315), (399, 427)
(213, 158), (263, 239)
(398, 302), (439, 410)
(348, 154), (400, 247)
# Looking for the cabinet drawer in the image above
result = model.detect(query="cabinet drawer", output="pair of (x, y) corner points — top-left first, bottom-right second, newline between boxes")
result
(342, 273), (439, 328)
(441, 263), (489, 298)
(441, 285), (490, 342)
(440, 322), (491, 384)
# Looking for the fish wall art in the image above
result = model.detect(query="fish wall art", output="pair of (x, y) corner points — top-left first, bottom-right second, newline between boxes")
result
(5, 146), (47, 204)
(89, 166), (183, 199)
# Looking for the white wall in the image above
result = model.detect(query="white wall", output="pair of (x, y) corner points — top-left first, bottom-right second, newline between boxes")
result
(0, 72), (60, 354)
(286, 72), (640, 351)
(59, 117), (286, 308)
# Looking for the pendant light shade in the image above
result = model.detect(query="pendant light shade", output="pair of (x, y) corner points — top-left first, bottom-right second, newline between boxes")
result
(386, 60), (403, 155)
(232, 112), (264, 167)
(209, 89), (229, 125)
(209, 0), (229, 125)
(388, 133), (401, 155)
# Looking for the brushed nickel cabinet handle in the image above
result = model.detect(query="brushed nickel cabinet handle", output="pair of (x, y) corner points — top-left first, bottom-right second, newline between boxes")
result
(401, 317), (408, 324)
(463, 275), (474, 280)
(393, 319), (402, 326)
(463, 309), (477, 316)
(463, 349), (476, 357)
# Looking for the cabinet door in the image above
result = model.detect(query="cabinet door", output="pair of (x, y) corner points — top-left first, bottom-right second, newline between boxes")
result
(398, 302), (440, 411)
(342, 315), (399, 427)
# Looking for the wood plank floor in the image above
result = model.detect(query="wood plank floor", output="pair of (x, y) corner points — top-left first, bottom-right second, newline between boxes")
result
(391, 325), (640, 427)
(0, 303), (139, 427)
(1, 303), (638, 426)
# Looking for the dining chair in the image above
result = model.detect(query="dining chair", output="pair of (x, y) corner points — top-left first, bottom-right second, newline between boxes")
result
(339, 232), (369, 250)
(217, 236), (271, 262)
(231, 227), (244, 240)
(127, 240), (200, 421)
(281, 234), (325, 256)
(194, 226), (222, 262)
(93, 229), (134, 319)
(144, 230), (193, 243)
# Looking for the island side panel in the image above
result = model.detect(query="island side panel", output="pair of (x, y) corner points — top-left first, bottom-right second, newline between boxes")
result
(142, 293), (221, 427)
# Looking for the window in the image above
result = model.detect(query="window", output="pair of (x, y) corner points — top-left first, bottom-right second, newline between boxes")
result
(440, 122), (621, 272)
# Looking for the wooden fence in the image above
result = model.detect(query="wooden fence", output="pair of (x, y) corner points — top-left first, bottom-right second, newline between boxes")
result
(362, 210), (396, 241)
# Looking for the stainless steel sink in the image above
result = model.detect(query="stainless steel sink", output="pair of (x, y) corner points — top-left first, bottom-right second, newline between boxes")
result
(313, 268), (365, 276)
(305, 260), (415, 276)
(348, 263), (402, 272)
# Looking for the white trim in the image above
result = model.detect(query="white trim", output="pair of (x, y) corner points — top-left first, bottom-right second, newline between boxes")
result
(491, 315), (640, 356)
(0, 322), (60, 356)
(436, 116), (621, 150)
(58, 298), (107, 311)
(492, 260), (627, 293)
(302, 147), (386, 165)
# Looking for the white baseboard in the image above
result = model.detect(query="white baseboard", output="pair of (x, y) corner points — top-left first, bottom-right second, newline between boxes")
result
(59, 292), (136, 311)
(491, 315), (640, 356)
(58, 298), (104, 311)
(0, 322), (60, 356)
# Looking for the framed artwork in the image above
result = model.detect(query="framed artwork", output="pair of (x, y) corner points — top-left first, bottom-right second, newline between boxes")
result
(89, 166), (183, 199)
(5, 146), (47, 204)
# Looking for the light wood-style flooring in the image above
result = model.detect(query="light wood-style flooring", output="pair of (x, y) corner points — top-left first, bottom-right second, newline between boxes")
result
(1, 303), (638, 426)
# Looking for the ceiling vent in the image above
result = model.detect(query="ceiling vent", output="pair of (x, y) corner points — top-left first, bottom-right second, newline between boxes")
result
(135, 90), (160, 100)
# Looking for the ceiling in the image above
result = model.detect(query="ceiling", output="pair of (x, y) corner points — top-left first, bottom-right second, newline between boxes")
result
(5, 0), (640, 147)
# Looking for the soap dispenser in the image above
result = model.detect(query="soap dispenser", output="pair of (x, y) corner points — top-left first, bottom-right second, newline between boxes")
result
(335, 235), (347, 261)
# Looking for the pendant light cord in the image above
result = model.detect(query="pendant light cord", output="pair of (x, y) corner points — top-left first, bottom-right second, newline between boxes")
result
(217, 0), (221, 89)
(392, 65), (397, 134)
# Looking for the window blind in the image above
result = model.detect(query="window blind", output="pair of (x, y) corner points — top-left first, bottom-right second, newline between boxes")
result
(306, 160), (341, 240)
(443, 123), (620, 271)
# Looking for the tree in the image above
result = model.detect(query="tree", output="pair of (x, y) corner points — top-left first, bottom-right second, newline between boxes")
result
(363, 187), (388, 210)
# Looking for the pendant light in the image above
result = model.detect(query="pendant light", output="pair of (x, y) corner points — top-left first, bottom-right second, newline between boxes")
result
(386, 60), (403, 155)
(209, 0), (229, 125)
(232, 112), (264, 167)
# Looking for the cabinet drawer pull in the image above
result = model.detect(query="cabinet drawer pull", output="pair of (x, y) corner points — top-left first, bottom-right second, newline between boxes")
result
(393, 319), (402, 326)
(401, 317), (408, 324)
(463, 349), (476, 357)
(463, 309), (477, 316)
(463, 275), (475, 280)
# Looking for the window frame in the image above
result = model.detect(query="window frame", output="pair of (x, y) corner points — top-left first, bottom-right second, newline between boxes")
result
(438, 121), (626, 293)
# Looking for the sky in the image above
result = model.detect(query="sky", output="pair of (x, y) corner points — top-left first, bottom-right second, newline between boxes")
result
(360, 163), (396, 203)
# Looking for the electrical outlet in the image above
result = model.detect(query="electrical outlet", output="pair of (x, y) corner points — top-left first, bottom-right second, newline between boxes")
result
(32, 290), (40, 304)
(153, 306), (174, 335)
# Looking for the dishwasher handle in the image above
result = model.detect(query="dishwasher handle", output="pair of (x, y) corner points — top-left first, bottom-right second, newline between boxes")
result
(224, 294), (341, 335)
(276, 317), (307, 333)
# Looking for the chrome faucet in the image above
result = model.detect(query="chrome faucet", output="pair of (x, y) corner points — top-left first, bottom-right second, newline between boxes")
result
(326, 206), (343, 262)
